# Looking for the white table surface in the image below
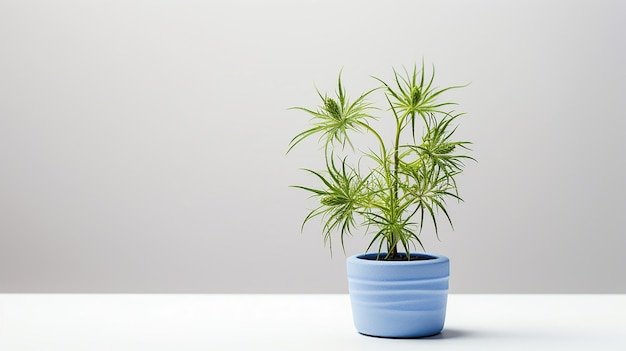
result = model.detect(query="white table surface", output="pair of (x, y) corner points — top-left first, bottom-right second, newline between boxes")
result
(0, 294), (624, 350)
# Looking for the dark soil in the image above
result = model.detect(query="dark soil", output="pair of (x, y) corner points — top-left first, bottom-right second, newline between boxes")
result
(359, 253), (436, 261)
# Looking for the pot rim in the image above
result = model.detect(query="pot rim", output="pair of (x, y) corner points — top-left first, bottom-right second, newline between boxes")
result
(348, 252), (449, 266)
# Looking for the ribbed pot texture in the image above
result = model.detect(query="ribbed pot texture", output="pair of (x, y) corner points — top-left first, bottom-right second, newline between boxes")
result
(346, 253), (450, 338)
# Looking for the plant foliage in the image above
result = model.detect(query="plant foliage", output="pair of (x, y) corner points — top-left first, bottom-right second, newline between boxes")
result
(288, 63), (473, 260)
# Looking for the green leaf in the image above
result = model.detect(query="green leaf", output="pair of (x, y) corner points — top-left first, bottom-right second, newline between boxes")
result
(288, 62), (474, 259)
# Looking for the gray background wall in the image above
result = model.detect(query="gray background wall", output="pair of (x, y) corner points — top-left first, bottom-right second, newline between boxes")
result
(1, 0), (624, 293)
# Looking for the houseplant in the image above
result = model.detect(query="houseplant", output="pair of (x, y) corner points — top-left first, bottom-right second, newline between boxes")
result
(288, 62), (473, 338)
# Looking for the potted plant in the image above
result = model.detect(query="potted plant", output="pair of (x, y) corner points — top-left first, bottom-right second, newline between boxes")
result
(288, 62), (473, 338)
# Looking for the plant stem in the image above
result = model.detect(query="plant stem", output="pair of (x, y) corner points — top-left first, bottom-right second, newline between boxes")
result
(356, 121), (386, 157)
(393, 117), (401, 199)
(390, 112), (405, 256)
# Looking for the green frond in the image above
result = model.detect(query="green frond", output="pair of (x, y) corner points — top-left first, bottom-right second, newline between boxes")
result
(288, 62), (474, 259)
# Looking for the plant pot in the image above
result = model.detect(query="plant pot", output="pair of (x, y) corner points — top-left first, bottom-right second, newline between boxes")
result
(346, 252), (450, 338)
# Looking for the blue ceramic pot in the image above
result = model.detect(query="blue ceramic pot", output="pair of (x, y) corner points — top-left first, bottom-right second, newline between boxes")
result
(346, 253), (450, 338)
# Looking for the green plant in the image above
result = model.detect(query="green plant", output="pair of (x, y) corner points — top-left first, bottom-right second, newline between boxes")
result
(288, 63), (473, 260)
